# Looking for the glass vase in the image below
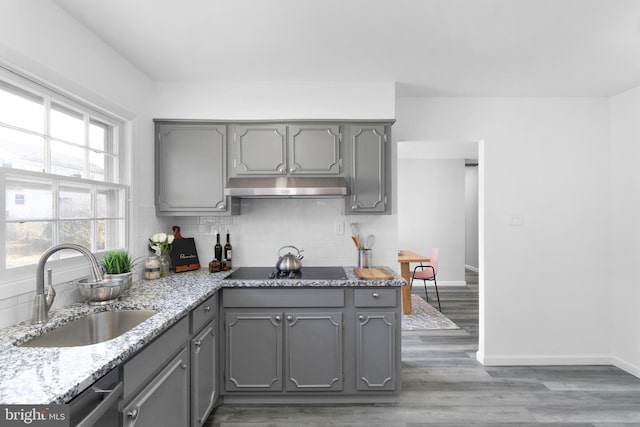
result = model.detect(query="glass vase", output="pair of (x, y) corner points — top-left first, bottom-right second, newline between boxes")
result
(159, 252), (172, 277)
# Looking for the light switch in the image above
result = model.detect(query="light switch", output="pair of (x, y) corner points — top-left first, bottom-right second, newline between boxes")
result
(335, 220), (345, 235)
(509, 214), (524, 226)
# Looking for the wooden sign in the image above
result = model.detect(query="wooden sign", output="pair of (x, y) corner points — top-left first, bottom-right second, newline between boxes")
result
(170, 225), (201, 273)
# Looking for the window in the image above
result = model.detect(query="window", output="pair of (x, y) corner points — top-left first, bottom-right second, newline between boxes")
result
(0, 72), (128, 270)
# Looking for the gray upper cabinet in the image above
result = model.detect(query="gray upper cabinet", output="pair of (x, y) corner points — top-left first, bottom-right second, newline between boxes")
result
(289, 125), (341, 175)
(155, 121), (239, 216)
(233, 124), (287, 175)
(231, 124), (342, 176)
(345, 123), (390, 214)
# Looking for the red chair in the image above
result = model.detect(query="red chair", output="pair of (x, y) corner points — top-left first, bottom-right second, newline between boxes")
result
(410, 248), (441, 311)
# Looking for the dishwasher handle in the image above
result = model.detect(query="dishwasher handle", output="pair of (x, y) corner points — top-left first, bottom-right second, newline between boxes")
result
(75, 381), (123, 427)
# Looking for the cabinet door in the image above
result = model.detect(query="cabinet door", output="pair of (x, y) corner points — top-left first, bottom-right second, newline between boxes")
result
(355, 312), (396, 391)
(233, 124), (287, 175)
(289, 125), (341, 175)
(156, 123), (229, 214)
(191, 322), (216, 427)
(346, 124), (387, 213)
(122, 347), (190, 427)
(225, 311), (283, 391)
(284, 312), (343, 391)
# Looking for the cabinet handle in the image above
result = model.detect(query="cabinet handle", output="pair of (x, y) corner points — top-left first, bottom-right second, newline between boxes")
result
(180, 363), (187, 370)
(274, 315), (281, 322)
(203, 306), (211, 312)
(372, 292), (380, 298)
(194, 339), (202, 348)
(278, 167), (286, 174)
(358, 315), (365, 321)
(127, 408), (139, 420)
(219, 205), (225, 210)
(287, 315), (293, 322)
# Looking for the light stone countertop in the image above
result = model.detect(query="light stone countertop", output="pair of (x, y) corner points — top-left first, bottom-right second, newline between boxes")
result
(0, 266), (404, 405)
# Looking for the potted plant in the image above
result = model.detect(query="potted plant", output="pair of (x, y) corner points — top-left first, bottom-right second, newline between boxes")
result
(102, 249), (138, 291)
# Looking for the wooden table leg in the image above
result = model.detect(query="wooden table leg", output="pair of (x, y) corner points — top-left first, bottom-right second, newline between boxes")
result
(400, 261), (412, 314)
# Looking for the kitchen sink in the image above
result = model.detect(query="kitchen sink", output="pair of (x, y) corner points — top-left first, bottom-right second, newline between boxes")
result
(17, 309), (158, 347)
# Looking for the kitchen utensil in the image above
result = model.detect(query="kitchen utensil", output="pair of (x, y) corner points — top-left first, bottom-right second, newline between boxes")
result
(366, 234), (375, 249)
(352, 235), (361, 249)
(350, 223), (361, 238)
(276, 245), (304, 272)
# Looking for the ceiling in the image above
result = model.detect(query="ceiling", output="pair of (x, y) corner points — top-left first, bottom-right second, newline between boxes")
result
(53, 0), (640, 97)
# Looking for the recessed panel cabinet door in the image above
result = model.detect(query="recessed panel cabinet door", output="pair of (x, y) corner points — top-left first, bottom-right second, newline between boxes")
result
(156, 124), (227, 212)
(289, 125), (341, 175)
(284, 312), (343, 391)
(121, 347), (190, 427)
(355, 312), (396, 391)
(191, 322), (216, 427)
(234, 125), (287, 175)
(225, 312), (283, 391)
(347, 124), (387, 213)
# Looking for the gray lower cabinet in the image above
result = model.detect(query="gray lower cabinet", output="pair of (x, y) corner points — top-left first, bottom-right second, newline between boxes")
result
(224, 310), (343, 393)
(191, 321), (217, 427)
(120, 316), (190, 426)
(355, 311), (397, 391)
(224, 311), (283, 391)
(221, 287), (400, 403)
(231, 123), (342, 176)
(121, 347), (190, 427)
(345, 123), (390, 214)
(285, 312), (343, 391)
(155, 121), (238, 216)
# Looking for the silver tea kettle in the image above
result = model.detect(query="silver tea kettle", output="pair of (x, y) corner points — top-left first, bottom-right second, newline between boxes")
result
(276, 245), (304, 272)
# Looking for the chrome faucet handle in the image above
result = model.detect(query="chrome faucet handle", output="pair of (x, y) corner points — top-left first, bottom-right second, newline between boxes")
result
(45, 269), (56, 310)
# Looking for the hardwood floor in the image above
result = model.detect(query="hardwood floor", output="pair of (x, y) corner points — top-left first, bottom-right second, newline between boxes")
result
(206, 270), (640, 426)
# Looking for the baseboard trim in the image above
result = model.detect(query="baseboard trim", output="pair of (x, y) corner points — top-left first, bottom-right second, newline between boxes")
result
(410, 280), (466, 288)
(612, 356), (640, 379)
(477, 353), (612, 366)
(465, 264), (479, 272)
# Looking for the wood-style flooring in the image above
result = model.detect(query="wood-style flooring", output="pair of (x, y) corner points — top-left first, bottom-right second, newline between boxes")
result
(206, 270), (640, 426)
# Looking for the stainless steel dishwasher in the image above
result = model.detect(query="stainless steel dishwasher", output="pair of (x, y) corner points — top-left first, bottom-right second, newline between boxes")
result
(68, 368), (122, 427)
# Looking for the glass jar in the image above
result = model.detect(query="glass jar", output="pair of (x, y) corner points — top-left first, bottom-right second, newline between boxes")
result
(159, 252), (172, 277)
(144, 255), (161, 280)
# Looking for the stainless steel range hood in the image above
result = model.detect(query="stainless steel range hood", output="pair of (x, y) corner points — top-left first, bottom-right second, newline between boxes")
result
(224, 176), (348, 198)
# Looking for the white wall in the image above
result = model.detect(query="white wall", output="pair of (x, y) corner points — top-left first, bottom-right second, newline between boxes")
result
(610, 86), (640, 377)
(0, 0), (158, 327)
(397, 158), (466, 284)
(395, 97), (612, 366)
(153, 81), (396, 120)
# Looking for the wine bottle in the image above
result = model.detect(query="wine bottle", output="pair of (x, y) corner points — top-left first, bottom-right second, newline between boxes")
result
(224, 229), (232, 265)
(214, 230), (222, 262)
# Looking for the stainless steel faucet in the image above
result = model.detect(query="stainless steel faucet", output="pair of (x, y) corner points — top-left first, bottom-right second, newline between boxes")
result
(33, 243), (104, 324)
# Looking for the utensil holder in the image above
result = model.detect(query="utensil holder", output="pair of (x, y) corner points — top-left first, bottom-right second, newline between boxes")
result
(357, 249), (371, 268)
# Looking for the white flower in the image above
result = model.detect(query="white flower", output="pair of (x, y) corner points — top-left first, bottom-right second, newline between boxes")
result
(167, 235), (175, 244)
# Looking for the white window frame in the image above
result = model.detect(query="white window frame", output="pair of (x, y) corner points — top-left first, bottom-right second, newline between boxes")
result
(0, 66), (130, 287)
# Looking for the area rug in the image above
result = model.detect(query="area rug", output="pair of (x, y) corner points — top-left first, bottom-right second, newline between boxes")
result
(402, 294), (459, 330)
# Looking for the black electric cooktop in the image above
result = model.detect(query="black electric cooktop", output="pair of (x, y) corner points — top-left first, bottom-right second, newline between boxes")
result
(223, 266), (347, 280)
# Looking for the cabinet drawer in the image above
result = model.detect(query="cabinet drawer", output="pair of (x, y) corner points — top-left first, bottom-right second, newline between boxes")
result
(223, 288), (344, 308)
(123, 316), (189, 400)
(192, 293), (217, 334)
(354, 288), (397, 307)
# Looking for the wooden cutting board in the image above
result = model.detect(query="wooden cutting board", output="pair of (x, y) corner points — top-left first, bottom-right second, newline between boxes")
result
(354, 267), (394, 280)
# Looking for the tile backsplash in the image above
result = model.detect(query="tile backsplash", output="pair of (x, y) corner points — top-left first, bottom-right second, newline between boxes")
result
(172, 198), (397, 271)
